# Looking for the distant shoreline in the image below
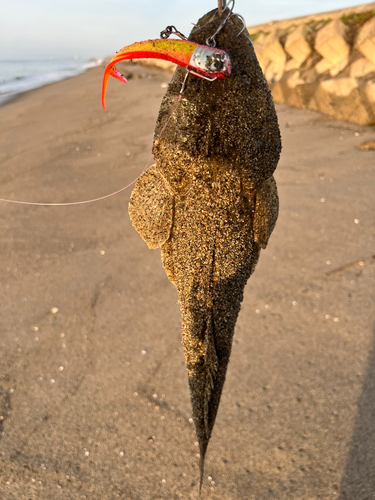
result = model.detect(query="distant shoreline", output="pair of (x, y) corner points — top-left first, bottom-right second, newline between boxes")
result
(0, 59), (105, 108)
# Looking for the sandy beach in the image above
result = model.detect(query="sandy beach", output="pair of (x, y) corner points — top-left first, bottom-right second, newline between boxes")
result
(0, 63), (374, 499)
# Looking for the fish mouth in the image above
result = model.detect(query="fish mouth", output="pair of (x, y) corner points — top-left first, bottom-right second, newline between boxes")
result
(102, 39), (231, 110)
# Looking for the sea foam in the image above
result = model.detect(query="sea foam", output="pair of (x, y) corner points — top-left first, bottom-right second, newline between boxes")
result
(0, 58), (103, 105)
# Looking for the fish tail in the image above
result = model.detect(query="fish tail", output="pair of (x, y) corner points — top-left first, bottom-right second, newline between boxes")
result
(183, 306), (220, 493)
(198, 439), (209, 495)
(177, 249), (260, 492)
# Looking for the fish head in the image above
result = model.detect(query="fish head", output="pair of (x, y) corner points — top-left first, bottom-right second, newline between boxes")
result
(152, 8), (281, 189)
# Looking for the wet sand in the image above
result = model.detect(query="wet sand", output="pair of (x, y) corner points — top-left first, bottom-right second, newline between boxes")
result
(0, 63), (374, 499)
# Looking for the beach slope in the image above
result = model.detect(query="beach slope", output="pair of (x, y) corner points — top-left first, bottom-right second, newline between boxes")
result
(0, 64), (374, 499)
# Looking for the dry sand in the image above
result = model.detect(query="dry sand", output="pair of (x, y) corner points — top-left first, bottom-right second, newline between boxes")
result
(0, 63), (374, 500)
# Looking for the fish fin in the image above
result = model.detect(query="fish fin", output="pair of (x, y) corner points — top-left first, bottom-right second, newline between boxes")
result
(129, 166), (174, 249)
(253, 176), (279, 249)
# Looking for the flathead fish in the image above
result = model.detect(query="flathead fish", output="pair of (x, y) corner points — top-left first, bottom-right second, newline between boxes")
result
(103, 7), (281, 492)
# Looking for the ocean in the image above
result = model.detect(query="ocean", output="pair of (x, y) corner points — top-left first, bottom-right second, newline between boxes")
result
(0, 58), (104, 106)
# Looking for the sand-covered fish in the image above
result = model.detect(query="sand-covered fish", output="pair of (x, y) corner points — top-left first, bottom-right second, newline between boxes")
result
(103, 5), (281, 492)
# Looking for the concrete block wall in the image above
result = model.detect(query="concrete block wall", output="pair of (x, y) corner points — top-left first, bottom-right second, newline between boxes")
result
(284, 25), (312, 67)
(253, 31), (286, 82)
(356, 17), (375, 65)
(315, 19), (350, 66)
(249, 7), (375, 125)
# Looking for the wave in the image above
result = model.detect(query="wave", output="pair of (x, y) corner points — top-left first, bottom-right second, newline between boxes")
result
(0, 58), (104, 106)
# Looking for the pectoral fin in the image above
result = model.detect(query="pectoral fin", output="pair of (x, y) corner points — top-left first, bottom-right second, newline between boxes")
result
(129, 166), (174, 249)
(253, 176), (279, 249)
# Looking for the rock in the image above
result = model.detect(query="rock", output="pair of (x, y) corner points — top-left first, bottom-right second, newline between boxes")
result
(309, 83), (374, 125)
(285, 59), (301, 72)
(269, 81), (284, 103)
(286, 70), (305, 89)
(301, 67), (318, 84)
(315, 20), (350, 66)
(285, 25), (312, 66)
(315, 56), (349, 77)
(261, 31), (286, 81)
(282, 81), (318, 109)
(263, 31), (287, 63)
(315, 58), (334, 75)
(364, 80), (375, 103)
(308, 84), (334, 115)
(293, 83), (319, 109)
(337, 88), (375, 124)
(253, 33), (267, 53)
(321, 77), (358, 97)
(264, 59), (286, 83)
(356, 17), (375, 66)
(358, 140), (375, 150)
(350, 57), (375, 78)
(329, 55), (350, 77)
(253, 33), (268, 71)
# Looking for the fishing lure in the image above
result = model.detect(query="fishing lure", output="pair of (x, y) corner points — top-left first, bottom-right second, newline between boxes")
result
(102, 39), (231, 110)
(103, 5), (281, 493)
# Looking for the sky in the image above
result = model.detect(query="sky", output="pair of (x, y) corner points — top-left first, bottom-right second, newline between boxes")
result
(0, 0), (370, 60)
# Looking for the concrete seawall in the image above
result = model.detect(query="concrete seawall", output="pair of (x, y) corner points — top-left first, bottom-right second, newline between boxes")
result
(249, 2), (375, 125)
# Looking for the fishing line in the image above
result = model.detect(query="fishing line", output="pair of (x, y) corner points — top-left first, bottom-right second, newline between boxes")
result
(0, 91), (183, 207)
(218, 0), (223, 17)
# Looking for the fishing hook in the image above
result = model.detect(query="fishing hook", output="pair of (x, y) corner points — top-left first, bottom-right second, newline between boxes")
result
(206, 0), (235, 47)
(192, 0), (246, 48)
